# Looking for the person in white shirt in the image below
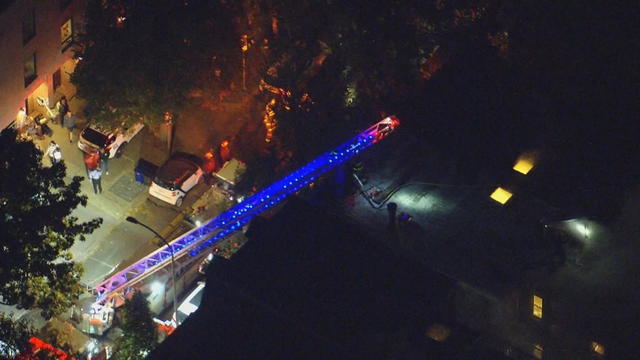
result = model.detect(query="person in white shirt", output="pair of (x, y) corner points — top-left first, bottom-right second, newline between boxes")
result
(88, 167), (103, 194)
(15, 107), (27, 129)
(45, 141), (62, 165)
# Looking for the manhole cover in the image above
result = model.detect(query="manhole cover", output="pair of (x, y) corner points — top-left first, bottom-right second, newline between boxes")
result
(109, 174), (147, 201)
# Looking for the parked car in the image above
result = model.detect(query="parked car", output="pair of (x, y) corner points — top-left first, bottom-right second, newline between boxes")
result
(149, 152), (204, 207)
(77, 122), (144, 158)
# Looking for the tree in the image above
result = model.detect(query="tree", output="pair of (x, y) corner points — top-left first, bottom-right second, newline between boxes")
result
(72, 0), (240, 129)
(0, 314), (34, 360)
(0, 313), (64, 360)
(262, 0), (454, 107)
(113, 291), (158, 360)
(0, 128), (102, 319)
(251, 0), (469, 166)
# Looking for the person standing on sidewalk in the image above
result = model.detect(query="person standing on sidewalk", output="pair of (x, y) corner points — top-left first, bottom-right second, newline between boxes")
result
(55, 96), (69, 125)
(99, 148), (110, 175)
(88, 167), (103, 194)
(63, 111), (77, 143)
(84, 150), (100, 176)
(45, 141), (62, 165)
(15, 107), (28, 135)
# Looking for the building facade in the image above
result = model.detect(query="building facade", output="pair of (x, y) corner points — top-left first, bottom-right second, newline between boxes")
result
(0, 0), (84, 129)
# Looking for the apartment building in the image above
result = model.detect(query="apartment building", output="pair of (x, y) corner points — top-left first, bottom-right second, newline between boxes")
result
(0, 0), (85, 129)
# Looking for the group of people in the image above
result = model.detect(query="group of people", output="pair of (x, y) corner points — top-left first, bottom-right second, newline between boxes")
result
(24, 95), (108, 195)
(45, 141), (109, 195)
(15, 108), (50, 140)
(15, 95), (76, 142)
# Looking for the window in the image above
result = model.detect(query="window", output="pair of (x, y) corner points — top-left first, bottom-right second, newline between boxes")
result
(22, 9), (36, 45)
(513, 158), (534, 175)
(591, 341), (605, 356)
(53, 69), (62, 91)
(490, 187), (513, 205)
(24, 53), (37, 87)
(532, 344), (543, 359)
(425, 323), (451, 342)
(513, 151), (538, 175)
(60, 18), (73, 52)
(532, 294), (543, 319)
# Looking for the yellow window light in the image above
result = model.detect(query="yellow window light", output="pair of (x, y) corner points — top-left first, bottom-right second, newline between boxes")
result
(591, 341), (605, 356)
(513, 151), (538, 174)
(513, 158), (534, 174)
(490, 187), (513, 204)
(533, 295), (543, 319)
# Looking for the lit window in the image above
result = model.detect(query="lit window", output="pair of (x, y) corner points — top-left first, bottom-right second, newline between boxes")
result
(425, 323), (450, 342)
(532, 344), (543, 359)
(533, 295), (543, 319)
(591, 341), (605, 356)
(513, 158), (534, 175)
(60, 18), (73, 52)
(490, 187), (512, 204)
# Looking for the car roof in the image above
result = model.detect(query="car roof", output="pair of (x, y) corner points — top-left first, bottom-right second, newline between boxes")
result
(169, 152), (203, 166)
(156, 153), (202, 183)
(87, 122), (114, 135)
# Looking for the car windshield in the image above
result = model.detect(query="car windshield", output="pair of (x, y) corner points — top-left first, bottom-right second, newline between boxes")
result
(154, 158), (198, 189)
(82, 127), (108, 148)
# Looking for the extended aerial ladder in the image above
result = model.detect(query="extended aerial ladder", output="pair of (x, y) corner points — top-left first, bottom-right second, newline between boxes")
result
(92, 116), (400, 307)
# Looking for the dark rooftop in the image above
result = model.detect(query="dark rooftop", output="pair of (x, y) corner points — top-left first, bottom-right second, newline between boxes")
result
(148, 197), (512, 360)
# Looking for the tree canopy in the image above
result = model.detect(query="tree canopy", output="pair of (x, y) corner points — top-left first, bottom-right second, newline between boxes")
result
(72, 0), (240, 129)
(261, 0), (463, 111)
(0, 314), (34, 360)
(225, 0), (470, 186)
(0, 128), (102, 319)
(113, 291), (157, 360)
(0, 314), (65, 360)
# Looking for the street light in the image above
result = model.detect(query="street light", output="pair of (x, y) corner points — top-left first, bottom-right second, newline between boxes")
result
(241, 34), (249, 91)
(125, 216), (178, 326)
